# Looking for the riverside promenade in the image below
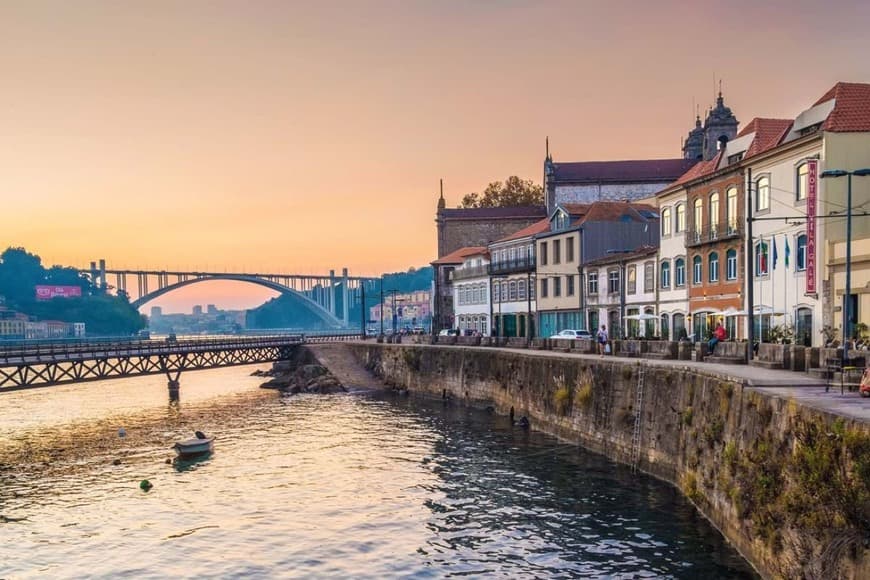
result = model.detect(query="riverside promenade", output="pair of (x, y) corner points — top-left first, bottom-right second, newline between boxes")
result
(366, 339), (870, 423)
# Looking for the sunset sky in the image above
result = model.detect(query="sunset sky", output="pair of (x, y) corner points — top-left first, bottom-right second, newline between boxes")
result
(3, 0), (870, 311)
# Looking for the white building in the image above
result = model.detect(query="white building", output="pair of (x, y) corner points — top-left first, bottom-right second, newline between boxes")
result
(656, 180), (691, 340)
(451, 249), (491, 335)
(488, 219), (547, 338)
(584, 247), (658, 339)
(744, 82), (870, 346)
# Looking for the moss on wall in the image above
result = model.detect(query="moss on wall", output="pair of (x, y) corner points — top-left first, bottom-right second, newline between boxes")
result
(349, 343), (869, 579)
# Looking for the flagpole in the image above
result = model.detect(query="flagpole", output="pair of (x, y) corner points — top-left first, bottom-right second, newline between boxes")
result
(771, 236), (775, 332)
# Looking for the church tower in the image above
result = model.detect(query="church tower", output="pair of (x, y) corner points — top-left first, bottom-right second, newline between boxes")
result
(702, 91), (738, 160)
(682, 115), (704, 160)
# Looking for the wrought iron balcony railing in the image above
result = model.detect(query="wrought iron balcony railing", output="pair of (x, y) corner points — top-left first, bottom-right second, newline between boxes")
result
(489, 257), (536, 275)
(685, 222), (742, 247)
(449, 264), (490, 281)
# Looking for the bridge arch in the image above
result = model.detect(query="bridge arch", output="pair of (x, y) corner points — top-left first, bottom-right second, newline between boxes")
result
(131, 274), (343, 327)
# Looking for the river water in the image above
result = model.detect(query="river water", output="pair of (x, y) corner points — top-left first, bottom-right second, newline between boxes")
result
(0, 366), (756, 579)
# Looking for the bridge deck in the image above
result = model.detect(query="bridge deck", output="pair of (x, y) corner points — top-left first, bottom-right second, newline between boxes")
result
(0, 334), (358, 391)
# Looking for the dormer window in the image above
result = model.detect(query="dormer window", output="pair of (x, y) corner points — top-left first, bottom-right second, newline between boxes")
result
(553, 210), (570, 231)
(727, 152), (743, 165)
(799, 124), (821, 136)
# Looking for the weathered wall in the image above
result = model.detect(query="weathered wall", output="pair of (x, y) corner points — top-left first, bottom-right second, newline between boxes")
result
(437, 216), (543, 258)
(348, 343), (870, 580)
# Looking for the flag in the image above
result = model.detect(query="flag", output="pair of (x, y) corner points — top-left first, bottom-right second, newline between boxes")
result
(773, 236), (778, 270)
(785, 237), (791, 269)
(759, 240), (768, 274)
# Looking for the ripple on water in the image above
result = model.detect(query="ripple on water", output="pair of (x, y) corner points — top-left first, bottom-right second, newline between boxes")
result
(0, 366), (756, 579)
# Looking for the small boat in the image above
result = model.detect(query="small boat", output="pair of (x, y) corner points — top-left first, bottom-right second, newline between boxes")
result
(173, 431), (214, 458)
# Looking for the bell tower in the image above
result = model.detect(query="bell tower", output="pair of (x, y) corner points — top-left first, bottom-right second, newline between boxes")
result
(702, 91), (738, 160)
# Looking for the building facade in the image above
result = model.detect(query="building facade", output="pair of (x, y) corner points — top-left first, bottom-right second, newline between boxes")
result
(450, 250), (491, 335)
(537, 201), (660, 337)
(488, 219), (546, 338)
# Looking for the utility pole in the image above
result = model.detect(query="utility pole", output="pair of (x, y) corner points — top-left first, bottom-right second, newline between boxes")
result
(746, 168), (755, 361)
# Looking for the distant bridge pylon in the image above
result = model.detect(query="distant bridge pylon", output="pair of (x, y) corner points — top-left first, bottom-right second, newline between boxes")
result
(80, 260), (378, 328)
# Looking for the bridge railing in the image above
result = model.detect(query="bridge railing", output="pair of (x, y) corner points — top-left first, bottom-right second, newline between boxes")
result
(0, 335), (305, 365)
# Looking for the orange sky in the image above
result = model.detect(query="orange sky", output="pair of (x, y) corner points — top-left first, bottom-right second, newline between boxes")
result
(3, 1), (870, 312)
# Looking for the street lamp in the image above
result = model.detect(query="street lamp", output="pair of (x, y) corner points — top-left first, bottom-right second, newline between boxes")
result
(820, 167), (870, 368)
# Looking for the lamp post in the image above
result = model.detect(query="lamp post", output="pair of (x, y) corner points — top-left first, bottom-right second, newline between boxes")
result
(379, 276), (384, 336)
(820, 168), (870, 368)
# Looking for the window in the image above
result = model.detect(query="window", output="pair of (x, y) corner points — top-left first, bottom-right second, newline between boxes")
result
(518, 279), (527, 300)
(675, 258), (686, 287)
(567, 275), (575, 296)
(661, 207), (672, 236)
(492, 282), (500, 303)
(472, 285), (479, 304)
(796, 163), (809, 201)
(553, 210), (570, 231)
(644, 262), (654, 293)
(755, 241), (769, 276)
(553, 276), (561, 297)
(676, 203), (686, 233)
(608, 270), (620, 294)
(726, 249), (737, 280)
(796, 234), (807, 271)
(709, 192), (720, 236)
(661, 261), (671, 288)
(709, 252), (719, 282)
(501, 282), (508, 302)
(727, 187), (738, 232)
(553, 240), (561, 264)
(693, 198), (703, 233)
(540, 242), (548, 265)
(509, 247), (516, 265)
(566, 237), (574, 262)
(627, 266), (637, 294)
(661, 313), (670, 340)
(757, 176), (770, 212)
(540, 278), (548, 298)
(693, 255), (702, 284)
(509, 281), (517, 301)
(588, 271), (599, 295)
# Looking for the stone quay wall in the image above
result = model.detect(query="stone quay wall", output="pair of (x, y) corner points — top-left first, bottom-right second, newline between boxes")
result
(346, 343), (870, 580)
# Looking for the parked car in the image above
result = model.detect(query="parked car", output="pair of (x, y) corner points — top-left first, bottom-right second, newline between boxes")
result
(438, 329), (459, 336)
(549, 329), (592, 340)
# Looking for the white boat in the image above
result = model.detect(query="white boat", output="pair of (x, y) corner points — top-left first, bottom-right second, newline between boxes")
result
(173, 434), (214, 458)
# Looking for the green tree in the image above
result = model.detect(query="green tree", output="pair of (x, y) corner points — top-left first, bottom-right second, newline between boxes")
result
(0, 247), (45, 305)
(459, 176), (544, 208)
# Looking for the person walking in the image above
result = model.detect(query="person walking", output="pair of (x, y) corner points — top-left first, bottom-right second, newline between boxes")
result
(708, 322), (726, 354)
(597, 325), (609, 356)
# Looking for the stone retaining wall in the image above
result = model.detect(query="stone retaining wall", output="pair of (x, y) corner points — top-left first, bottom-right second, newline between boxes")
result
(347, 343), (870, 580)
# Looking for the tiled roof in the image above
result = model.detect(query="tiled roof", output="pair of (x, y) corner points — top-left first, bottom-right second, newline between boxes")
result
(739, 118), (793, 157)
(438, 205), (547, 220)
(583, 246), (658, 267)
(493, 218), (550, 243)
(559, 203), (593, 216)
(431, 246), (487, 265)
(813, 82), (870, 132)
(577, 201), (658, 225)
(670, 151), (724, 187)
(551, 158), (698, 184)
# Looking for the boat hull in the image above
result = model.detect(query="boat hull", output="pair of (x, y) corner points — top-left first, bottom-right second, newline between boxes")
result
(173, 438), (214, 458)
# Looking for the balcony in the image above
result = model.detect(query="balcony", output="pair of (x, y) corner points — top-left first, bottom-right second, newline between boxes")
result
(450, 264), (490, 281)
(489, 257), (536, 275)
(685, 222), (742, 247)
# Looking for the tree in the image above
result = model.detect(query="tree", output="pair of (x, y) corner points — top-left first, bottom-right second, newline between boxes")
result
(459, 176), (544, 208)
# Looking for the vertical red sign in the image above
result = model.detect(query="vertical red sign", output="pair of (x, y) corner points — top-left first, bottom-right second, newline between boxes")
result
(806, 159), (818, 295)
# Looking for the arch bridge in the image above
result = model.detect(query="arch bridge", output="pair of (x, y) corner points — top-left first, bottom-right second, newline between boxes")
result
(80, 261), (379, 329)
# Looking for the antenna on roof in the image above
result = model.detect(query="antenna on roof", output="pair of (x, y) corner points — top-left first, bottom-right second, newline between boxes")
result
(545, 136), (549, 158)
(719, 78), (723, 97)
(439, 178), (443, 199)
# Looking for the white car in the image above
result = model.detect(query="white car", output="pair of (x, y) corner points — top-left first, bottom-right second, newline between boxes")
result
(549, 329), (593, 340)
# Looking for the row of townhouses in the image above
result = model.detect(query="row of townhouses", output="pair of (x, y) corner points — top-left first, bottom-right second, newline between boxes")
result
(432, 82), (870, 347)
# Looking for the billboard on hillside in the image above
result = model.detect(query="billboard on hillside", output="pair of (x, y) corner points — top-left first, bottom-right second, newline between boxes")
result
(35, 285), (83, 300)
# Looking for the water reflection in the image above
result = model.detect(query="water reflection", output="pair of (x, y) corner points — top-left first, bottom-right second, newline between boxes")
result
(0, 368), (756, 579)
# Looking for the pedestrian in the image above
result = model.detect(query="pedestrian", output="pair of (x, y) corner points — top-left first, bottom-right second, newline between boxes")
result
(597, 325), (609, 356)
(708, 322), (726, 354)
